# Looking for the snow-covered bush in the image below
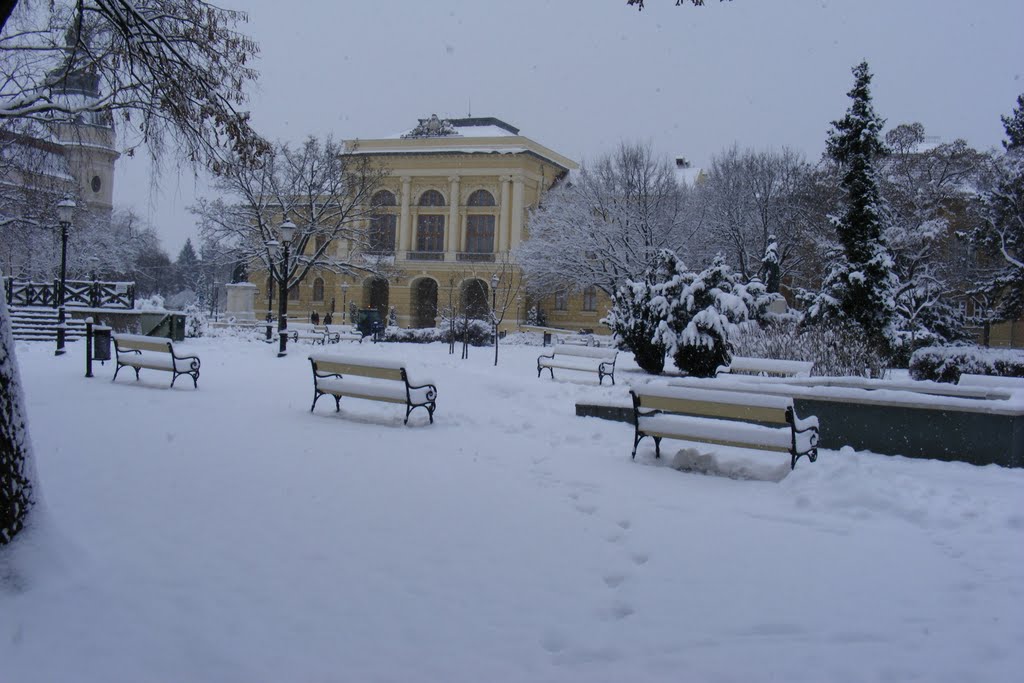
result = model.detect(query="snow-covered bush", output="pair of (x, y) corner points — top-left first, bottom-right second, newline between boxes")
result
(653, 256), (777, 378)
(908, 346), (1024, 383)
(1, 296), (36, 544)
(603, 250), (681, 374)
(134, 294), (167, 311)
(183, 303), (209, 338)
(383, 319), (492, 346)
(440, 318), (492, 346)
(733, 317), (887, 378)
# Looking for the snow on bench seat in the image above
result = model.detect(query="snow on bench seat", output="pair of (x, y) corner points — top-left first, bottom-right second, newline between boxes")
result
(537, 344), (618, 385)
(309, 352), (437, 424)
(630, 384), (819, 469)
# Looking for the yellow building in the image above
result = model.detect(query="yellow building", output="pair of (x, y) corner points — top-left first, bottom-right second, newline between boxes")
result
(272, 115), (613, 333)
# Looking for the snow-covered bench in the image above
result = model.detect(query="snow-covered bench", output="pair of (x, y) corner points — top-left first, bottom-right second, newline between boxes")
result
(289, 322), (327, 344)
(629, 385), (819, 469)
(309, 352), (437, 424)
(112, 333), (201, 389)
(324, 324), (363, 344)
(716, 356), (814, 378)
(537, 344), (618, 385)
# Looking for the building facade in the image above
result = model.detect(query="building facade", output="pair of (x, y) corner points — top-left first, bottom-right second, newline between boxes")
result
(268, 116), (613, 332)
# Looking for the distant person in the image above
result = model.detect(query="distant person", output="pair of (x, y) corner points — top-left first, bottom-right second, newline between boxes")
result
(323, 311), (333, 325)
(311, 310), (320, 325)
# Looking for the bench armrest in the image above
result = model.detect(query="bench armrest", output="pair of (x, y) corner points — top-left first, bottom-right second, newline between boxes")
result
(792, 414), (818, 432)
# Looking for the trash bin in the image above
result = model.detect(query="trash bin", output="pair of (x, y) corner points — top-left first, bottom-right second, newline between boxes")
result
(92, 325), (112, 361)
(543, 332), (552, 346)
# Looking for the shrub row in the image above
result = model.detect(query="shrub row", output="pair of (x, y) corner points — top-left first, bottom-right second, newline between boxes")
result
(908, 346), (1024, 383)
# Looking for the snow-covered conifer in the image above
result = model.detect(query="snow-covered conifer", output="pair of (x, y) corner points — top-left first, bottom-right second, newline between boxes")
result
(761, 236), (781, 293)
(603, 250), (681, 374)
(653, 255), (767, 377)
(805, 62), (899, 355)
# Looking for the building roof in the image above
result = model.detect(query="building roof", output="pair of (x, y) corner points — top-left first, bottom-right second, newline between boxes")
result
(346, 115), (577, 173)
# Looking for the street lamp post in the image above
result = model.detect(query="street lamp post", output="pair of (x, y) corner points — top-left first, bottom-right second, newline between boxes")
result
(55, 197), (75, 356)
(277, 220), (296, 357)
(264, 240), (278, 342)
(341, 281), (349, 323)
(491, 273), (500, 366)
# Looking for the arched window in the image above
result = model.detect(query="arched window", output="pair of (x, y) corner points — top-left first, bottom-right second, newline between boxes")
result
(372, 190), (397, 207)
(555, 290), (568, 311)
(467, 189), (495, 207)
(288, 283), (300, 301)
(583, 286), (597, 312)
(369, 190), (397, 254)
(312, 277), (325, 302)
(418, 189), (445, 207)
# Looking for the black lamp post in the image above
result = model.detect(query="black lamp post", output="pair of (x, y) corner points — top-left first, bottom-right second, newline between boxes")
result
(491, 273), (499, 366)
(55, 197), (75, 356)
(277, 220), (296, 357)
(264, 239), (278, 342)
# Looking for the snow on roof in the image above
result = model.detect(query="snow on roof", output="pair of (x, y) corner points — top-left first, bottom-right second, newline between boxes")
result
(676, 166), (705, 186)
(383, 115), (521, 140)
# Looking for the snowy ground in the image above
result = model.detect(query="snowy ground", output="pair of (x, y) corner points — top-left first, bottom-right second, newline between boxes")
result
(2, 335), (1023, 683)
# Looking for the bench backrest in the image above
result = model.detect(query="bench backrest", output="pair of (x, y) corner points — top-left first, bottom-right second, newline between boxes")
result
(309, 353), (404, 381)
(324, 324), (358, 334)
(113, 333), (172, 354)
(290, 322), (320, 333)
(721, 356), (814, 377)
(551, 345), (618, 361)
(632, 385), (792, 425)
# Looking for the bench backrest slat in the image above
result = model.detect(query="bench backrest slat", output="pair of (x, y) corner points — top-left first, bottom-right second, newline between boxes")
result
(551, 345), (617, 361)
(634, 387), (790, 425)
(313, 359), (403, 381)
(114, 334), (172, 353)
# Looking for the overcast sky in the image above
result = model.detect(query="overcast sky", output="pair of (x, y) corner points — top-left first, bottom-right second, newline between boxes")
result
(114, 0), (1024, 254)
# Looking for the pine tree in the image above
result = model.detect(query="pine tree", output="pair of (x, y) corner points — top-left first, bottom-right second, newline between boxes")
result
(175, 239), (202, 294)
(807, 61), (899, 354)
(0, 296), (36, 545)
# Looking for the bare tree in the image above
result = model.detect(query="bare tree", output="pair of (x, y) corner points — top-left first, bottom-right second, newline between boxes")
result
(193, 137), (388, 315)
(1, 0), (263, 546)
(695, 146), (815, 284)
(1, 0), (266, 167)
(488, 255), (524, 366)
(518, 142), (690, 299)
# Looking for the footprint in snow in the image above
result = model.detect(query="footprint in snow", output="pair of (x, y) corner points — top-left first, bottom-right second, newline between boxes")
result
(603, 573), (627, 588)
(631, 552), (650, 566)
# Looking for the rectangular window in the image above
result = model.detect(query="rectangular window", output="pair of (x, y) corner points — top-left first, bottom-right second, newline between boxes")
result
(466, 215), (495, 253)
(555, 290), (568, 311)
(416, 215), (445, 252)
(583, 286), (597, 312)
(369, 214), (397, 253)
